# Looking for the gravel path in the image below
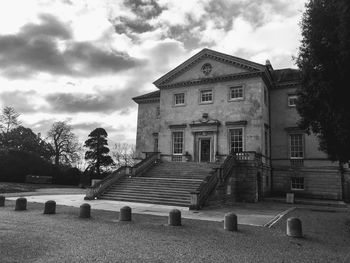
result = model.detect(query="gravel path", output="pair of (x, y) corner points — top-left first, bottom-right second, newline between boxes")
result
(0, 201), (349, 263)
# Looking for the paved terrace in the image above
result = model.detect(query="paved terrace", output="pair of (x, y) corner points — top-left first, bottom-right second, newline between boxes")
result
(4, 188), (294, 227)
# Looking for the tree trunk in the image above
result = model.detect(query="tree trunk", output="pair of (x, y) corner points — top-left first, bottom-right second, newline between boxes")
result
(55, 153), (59, 166)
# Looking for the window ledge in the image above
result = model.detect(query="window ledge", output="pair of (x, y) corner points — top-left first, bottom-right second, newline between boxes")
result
(228, 98), (244, 102)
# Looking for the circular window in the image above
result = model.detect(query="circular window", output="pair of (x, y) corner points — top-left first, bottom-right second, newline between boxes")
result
(201, 63), (212, 76)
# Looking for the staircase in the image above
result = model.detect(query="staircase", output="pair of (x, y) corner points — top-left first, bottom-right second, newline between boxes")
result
(99, 161), (218, 207)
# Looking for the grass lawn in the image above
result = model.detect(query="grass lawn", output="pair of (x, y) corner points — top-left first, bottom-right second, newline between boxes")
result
(0, 182), (77, 194)
(0, 200), (349, 263)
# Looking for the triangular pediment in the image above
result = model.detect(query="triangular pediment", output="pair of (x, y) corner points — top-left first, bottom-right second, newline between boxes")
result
(153, 48), (266, 88)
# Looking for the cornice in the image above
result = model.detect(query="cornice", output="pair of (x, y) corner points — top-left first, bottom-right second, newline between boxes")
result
(133, 98), (160, 104)
(284, 126), (306, 132)
(225, 120), (248, 126)
(157, 71), (264, 89)
(274, 82), (300, 89)
(189, 121), (221, 128)
(153, 49), (264, 87)
(169, 124), (187, 129)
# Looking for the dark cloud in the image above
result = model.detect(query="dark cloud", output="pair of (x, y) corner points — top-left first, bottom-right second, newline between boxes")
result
(113, 0), (300, 49)
(204, 0), (299, 29)
(44, 87), (141, 114)
(0, 13), (143, 79)
(21, 14), (72, 39)
(71, 122), (123, 133)
(0, 90), (40, 113)
(113, 0), (165, 35)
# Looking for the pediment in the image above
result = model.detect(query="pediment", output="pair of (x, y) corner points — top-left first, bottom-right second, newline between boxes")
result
(153, 48), (266, 88)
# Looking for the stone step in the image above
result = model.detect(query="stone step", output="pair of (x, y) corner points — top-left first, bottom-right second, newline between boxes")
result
(102, 194), (190, 205)
(109, 185), (196, 192)
(99, 196), (189, 207)
(120, 178), (201, 185)
(98, 161), (217, 207)
(101, 191), (190, 200)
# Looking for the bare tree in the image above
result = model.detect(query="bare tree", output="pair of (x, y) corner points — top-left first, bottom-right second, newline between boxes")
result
(47, 121), (80, 166)
(113, 143), (136, 168)
(0, 106), (21, 133)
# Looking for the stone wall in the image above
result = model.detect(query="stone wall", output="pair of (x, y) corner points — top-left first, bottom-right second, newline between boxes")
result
(270, 86), (328, 160)
(159, 73), (267, 157)
(272, 167), (342, 200)
(206, 160), (272, 206)
(135, 101), (160, 158)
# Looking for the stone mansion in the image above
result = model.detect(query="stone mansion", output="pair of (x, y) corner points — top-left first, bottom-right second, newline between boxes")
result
(131, 48), (347, 202)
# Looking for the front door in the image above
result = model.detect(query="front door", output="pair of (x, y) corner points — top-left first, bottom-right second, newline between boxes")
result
(199, 139), (211, 162)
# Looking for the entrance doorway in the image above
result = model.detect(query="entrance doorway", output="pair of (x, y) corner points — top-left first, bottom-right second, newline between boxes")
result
(199, 138), (211, 162)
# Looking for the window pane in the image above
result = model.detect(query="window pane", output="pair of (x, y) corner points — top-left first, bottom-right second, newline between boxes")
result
(174, 93), (185, 105)
(230, 86), (243, 99)
(200, 90), (213, 102)
(290, 134), (303, 158)
(230, 128), (243, 153)
(291, 177), (304, 190)
(288, 95), (298, 106)
(173, 132), (183, 154)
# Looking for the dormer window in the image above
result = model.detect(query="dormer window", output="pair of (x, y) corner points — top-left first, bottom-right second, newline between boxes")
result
(200, 89), (213, 103)
(174, 93), (185, 106)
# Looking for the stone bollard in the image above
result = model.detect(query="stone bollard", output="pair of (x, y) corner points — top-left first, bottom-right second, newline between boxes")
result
(286, 217), (302, 238)
(44, 200), (56, 214)
(79, 203), (91, 218)
(0, 196), (5, 207)
(224, 212), (238, 231)
(119, 206), (132, 221)
(168, 209), (181, 226)
(15, 197), (27, 211)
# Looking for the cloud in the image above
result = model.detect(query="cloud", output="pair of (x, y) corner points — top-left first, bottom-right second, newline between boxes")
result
(44, 86), (141, 114)
(0, 90), (40, 113)
(0, 13), (143, 79)
(113, 0), (165, 35)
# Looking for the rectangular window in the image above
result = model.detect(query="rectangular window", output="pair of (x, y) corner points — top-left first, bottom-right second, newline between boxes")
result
(229, 86), (243, 100)
(174, 93), (185, 106)
(264, 88), (267, 105)
(200, 90), (213, 103)
(172, 132), (183, 155)
(291, 177), (304, 190)
(290, 134), (304, 159)
(229, 128), (243, 153)
(154, 138), (158, 152)
(288, 95), (298, 107)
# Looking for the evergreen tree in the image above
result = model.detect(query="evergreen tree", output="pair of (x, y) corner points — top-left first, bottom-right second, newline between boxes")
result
(84, 128), (114, 177)
(296, 0), (350, 163)
(0, 106), (21, 134)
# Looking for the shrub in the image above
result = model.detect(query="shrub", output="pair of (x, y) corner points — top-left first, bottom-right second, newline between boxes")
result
(0, 149), (55, 183)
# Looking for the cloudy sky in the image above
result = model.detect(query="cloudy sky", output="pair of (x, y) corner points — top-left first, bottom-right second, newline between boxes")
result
(0, 0), (306, 146)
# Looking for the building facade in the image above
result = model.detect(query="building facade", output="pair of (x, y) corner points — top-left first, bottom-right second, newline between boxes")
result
(133, 49), (343, 200)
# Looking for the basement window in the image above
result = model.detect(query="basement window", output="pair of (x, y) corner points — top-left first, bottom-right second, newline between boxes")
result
(291, 177), (304, 190)
(288, 95), (298, 107)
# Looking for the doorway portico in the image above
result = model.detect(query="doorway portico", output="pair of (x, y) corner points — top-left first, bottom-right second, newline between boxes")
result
(190, 116), (220, 163)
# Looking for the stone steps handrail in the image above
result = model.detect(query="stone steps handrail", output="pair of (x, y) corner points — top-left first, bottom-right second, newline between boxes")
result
(190, 154), (236, 210)
(131, 152), (160, 177)
(84, 166), (128, 200)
